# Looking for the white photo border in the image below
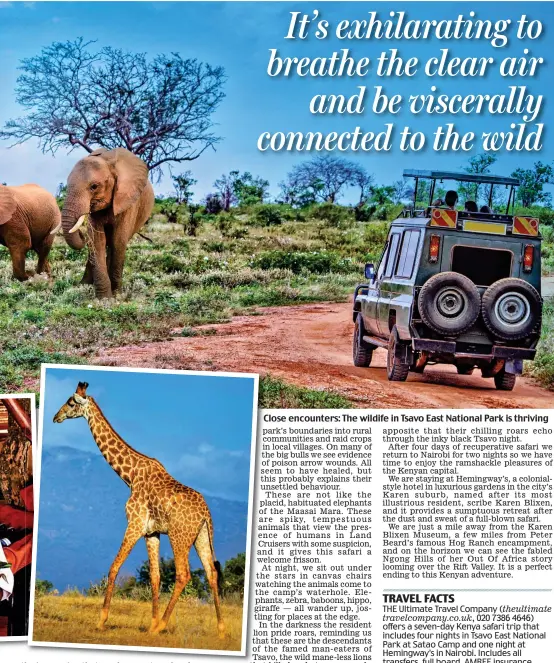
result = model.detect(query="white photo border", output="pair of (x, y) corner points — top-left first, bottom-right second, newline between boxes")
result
(29, 363), (259, 656)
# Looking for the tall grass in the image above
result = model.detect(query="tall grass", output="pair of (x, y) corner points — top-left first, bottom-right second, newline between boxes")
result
(33, 593), (242, 651)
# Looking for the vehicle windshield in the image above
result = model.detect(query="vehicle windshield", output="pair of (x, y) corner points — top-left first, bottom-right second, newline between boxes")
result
(402, 169), (519, 216)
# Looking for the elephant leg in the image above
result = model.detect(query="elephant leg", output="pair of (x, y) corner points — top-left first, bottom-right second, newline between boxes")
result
(36, 237), (54, 275)
(81, 258), (94, 285)
(108, 230), (128, 295)
(89, 225), (112, 298)
(9, 244), (31, 281)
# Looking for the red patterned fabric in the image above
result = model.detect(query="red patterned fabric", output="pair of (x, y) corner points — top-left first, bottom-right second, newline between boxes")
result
(0, 485), (33, 574)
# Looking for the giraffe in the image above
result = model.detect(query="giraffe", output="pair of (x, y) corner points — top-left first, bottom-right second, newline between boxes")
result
(52, 381), (224, 636)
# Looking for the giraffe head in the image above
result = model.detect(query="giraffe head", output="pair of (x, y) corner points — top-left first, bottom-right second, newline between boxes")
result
(53, 382), (91, 422)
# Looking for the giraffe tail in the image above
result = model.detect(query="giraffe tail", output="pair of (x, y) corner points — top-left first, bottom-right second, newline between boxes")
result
(202, 519), (223, 595)
(214, 560), (223, 595)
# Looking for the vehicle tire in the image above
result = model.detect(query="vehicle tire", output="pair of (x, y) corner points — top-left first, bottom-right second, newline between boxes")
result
(494, 369), (517, 391)
(419, 272), (481, 335)
(353, 314), (373, 367)
(481, 278), (541, 341)
(386, 326), (410, 382)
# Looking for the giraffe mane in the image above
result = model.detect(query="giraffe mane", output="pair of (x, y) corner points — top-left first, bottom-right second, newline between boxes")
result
(88, 396), (159, 463)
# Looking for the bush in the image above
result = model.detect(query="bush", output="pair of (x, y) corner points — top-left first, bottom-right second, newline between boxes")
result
(259, 375), (352, 408)
(251, 249), (357, 274)
(364, 221), (391, 246)
(514, 206), (554, 226)
(360, 202), (404, 221)
(215, 212), (238, 237)
(183, 206), (203, 237)
(36, 579), (55, 596)
(249, 203), (292, 227)
(307, 203), (354, 228)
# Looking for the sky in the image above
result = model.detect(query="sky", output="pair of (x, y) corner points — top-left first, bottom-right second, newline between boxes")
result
(41, 366), (257, 501)
(0, 1), (552, 202)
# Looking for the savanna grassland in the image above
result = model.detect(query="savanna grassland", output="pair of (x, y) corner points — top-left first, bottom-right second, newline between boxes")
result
(1, 202), (553, 402)
(33, 593), (243, 651)
(0, 204), (388, 404)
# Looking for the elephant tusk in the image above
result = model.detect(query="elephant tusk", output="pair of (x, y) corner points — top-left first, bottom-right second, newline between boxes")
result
(49, 221), (62, 235)
(68, 214), (87, 234)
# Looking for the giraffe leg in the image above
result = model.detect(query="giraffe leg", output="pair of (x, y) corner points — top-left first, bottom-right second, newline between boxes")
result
(146, 534), (161, 633)
(151, 535), (191, 635)
(195, 520), (225, 637)
(97, 523), (143, 630)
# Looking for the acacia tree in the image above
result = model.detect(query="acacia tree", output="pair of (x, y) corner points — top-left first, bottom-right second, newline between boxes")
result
(281, 155), (370, 205)
(0, 39), (226, 177)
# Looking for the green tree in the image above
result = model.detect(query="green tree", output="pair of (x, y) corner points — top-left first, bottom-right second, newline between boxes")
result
(137, 556), (176, 593)
(136, 557), (209, 598)
(172, 170), (197, 205)
(512, 161), (553, 207)
(36, 579), (54, 595)
(221, 552), (246, 597)
(233, 172), (269, 207)
(214, 170), (268, 210)
(55, 182), (67, 211)
(458, 153), (497, 207)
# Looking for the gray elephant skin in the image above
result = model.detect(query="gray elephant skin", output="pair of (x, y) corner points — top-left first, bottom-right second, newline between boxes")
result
(0, 184), (61, 281)
(61, 147), (155, 298)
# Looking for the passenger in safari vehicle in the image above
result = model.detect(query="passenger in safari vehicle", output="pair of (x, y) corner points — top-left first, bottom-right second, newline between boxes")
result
(0, 398), (33, 637)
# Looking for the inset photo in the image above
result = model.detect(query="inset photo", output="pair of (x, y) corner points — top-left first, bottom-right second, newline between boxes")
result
(0, 394), (35, 640)
(30, 365), (257, 655)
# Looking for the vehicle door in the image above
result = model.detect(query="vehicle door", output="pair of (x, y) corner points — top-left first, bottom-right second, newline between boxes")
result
(377, 228), (421, 338)
(363, 232), (401, 336)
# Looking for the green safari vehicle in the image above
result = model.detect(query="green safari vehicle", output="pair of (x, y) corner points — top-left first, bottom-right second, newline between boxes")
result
(352, 169), (542, 391)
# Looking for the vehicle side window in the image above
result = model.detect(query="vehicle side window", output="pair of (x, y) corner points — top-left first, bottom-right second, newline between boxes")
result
(383, 233), (401, 278)
(395, 230), (420, 279)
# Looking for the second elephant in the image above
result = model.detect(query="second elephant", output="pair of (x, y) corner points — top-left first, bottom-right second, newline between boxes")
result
(0, 184), (60, 281)
(61, 147), (155, 298)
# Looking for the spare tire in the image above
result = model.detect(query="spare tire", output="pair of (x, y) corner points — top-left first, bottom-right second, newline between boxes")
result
(419, 272), (481, 335)
(481, 278), (541, 341)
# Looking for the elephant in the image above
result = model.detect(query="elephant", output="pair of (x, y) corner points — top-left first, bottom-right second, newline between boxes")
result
(61, 147), (154, 298)
(0, 184), (61, 281)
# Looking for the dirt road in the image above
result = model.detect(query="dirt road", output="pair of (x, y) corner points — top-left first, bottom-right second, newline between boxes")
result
(96, 302), (553, 409)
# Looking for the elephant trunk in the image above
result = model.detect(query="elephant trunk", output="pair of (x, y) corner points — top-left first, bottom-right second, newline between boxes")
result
(61, 197), (89, 250)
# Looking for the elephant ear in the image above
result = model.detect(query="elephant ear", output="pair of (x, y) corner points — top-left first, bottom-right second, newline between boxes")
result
(98, 148), (149, 216)
(0, 186), (16, 226)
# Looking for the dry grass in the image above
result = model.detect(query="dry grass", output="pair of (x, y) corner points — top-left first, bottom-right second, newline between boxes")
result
(33, 594), (243, 652)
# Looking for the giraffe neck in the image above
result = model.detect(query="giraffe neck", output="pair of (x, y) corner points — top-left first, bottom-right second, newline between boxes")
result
(85, 397), (147, 486)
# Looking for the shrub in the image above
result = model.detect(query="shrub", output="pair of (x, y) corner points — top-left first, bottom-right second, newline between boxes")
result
(259, 375), (352, 408)
(183, 207), (203, 237)
(215, 212), (238, 237)
(251, 249), (357, 274)
(36, 579), (55, 596)
(307, 203), (354, 228)
(514, 206), (554, 226)
(364, 221), (391, 246)
(249, 203), (292, 227)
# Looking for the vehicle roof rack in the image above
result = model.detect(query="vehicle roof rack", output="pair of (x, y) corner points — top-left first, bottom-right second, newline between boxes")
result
(403, 169), (520, 186)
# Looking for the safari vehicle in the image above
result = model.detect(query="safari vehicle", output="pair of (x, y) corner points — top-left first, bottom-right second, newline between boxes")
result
(352, 169), (542, 391)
